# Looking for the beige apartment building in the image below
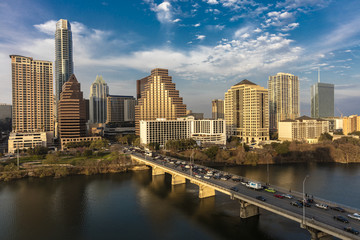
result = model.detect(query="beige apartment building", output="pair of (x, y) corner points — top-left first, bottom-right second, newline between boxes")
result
(10, 55), (54, 133)
(212, 99), (224, 119)
(343, 115), (360, 135)
(135, 68), (187, 135)
(268, 72), (300, 132)
(224, 80), (269, 143)
(278, 116), (329, 142)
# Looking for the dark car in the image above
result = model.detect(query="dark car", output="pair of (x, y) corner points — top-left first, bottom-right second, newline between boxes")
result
(302, 200), (311, 207)
(334, 215), (349, 223)
(274, 194), (284, 199)
(331, 206), (345, 212)
(344, 227), (359, 235)
(256, 196), (266, 201)
(291, 201), (303, 208)
(230, 187), (239, 192)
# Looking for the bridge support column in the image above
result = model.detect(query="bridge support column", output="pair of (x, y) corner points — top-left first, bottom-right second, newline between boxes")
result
(152, 167), (165, 176)
(239, 200), (259, 219)
(303, 226), (331, 240)
(171, 175), (186, 185)
(198, 184), (215, 199)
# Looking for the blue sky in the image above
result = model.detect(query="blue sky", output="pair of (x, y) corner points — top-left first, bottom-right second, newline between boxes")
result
(1, 0), (360, 117)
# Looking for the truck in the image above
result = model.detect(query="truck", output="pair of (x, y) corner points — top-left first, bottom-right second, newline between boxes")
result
(246, 181), (262, 190)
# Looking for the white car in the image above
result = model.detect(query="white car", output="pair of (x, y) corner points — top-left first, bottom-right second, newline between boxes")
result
(203, 175), (210, 179)
(315, 203), (329, 210)
(185, 165), (191, 169)
(282, 194), (294, 199)
(195, 174), (202, 179)
(348, 213), (360, 221)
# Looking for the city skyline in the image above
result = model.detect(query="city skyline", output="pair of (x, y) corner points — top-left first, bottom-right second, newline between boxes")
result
(1, 0), (360, 117)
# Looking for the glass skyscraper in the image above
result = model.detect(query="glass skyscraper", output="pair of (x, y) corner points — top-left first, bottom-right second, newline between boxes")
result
(311, 82), (334, 118)
(55, 19), (73, 106)
(89, 75), (109, 124)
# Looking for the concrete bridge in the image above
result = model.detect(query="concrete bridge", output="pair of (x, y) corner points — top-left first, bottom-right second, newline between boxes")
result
(131, 153), (360, 240)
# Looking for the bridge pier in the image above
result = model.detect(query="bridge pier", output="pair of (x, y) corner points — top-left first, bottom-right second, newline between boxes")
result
(171, 175), (186, 185)
(239, 200), (259, 219)
(303, 225), (332, 240)
(190, 181), (215, 198)
(152, 166), (165, 176)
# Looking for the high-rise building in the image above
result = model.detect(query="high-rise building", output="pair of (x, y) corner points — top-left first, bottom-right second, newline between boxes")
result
(10, 55), (54, 133)
(343, 115), (360, 135)
(224, 79), (269, 143)
(58, 74), (86, 138)
(311, 82), (334, 118)
(0, 104), (12, 120)
(212, 99), (224, 119)
(135, 68), (187, 135)
(89, 75), (109, 123)
(268, 72), (300, 132)
(55, 19), (73, 108)
(136, 76), (149, 99)
(107, 95), (136, 124)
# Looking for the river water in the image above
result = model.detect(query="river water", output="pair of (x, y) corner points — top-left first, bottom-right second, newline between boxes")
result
(0, 163), (359, 240)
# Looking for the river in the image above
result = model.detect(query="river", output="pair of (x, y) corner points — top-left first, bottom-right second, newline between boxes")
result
(0, 163), (359, 240)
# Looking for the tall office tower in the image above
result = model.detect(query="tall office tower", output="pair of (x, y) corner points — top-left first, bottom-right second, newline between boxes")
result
(311, 83), (334, 118)
(10, 55), (54, 132)
(89, 75), (109, 123)
(55, 19), (73, 106)
(135, 68), (187, 135)
(58, 74), (86, 138)
(224, 80), (269, 143)
(212, 99), (224, 119)
(136, 76), (149, 99)
(268, 72), (299, 132)
(107, 95), (136, 124)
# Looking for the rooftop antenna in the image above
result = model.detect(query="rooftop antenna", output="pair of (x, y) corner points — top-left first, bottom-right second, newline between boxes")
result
(318, 67), (320, 83)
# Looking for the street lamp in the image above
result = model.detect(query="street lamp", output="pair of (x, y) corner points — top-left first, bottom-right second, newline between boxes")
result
(302, 174), (310, 226)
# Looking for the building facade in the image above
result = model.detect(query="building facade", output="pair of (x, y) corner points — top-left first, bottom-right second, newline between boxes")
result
(343, 115), (360, 135)
(268, 72), (300, 132)
(8, 132), (48, 153)
(135, 68), (187, 135)
(0, 104), (12, 120)
(224, 80), (269, 143)
(212, 99), (224, 119)
(107, 95), (136, 124)
(278, 116), (329, 142)
(58, 74), (87, 138)
(140, 117), (226, 146)
(311, 82), (334, 118)
(55, 19), (73, 105)
(136, 76), (149, 99)
(89, 75), (109, 124)
(10, 55), (54, 133)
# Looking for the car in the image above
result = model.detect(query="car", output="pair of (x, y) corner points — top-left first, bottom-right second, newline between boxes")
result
(232, 178), (242, 182)
(290, 201), (303, 208)
(331, 206), (345, 212)
(348, 213), (360, 221)
(283, 194), (294, 199)
(256, 196), (266, 201)
(302, 200), (311, 207)
(230, 187), (239, 192)
(274, 194), (285, 199)
(203, 175), (210, 179)
(344, 227), (359, 235)
(264, 188), (276, 193)
(195, 174), (202, 179)
(334, 216), (349, 223)
(315, 203), (329, 210)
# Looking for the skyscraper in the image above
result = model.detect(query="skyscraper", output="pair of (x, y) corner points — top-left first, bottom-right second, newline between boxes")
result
(311, 82), (334, 118)
(89, 75), (109, 124)
(55, 19), (73, 106)
(10, 55), (54, 132)
(136, 76), (149, 99)
(212, 99), (224, 119)
(107, 95), (136, 124)
(224, 80), (269, 143)
(268, 72), (300, 132)
(135, 68), (187, 135)
(58, 74), (86, 138)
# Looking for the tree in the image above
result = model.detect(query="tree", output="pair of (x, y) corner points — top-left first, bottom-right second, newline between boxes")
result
(273, 141), (291, 155)
(204, 146), (219, 160)
(27, 146), (48, 156)
(350, 131), (360, 137)
(148, 142), (160, 151)
(89, 139), (109, 150)
(318, 132), (333, 142)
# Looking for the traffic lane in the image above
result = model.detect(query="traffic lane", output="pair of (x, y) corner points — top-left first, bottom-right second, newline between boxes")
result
(141, 155), (360, 235)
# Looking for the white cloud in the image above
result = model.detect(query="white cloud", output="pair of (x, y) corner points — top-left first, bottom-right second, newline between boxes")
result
(281, 22), (299, 31)
(196, 35), (206, 40)
(206, 0), (219, 4)
(276, 0), (329, 11)
(150, 1), (174, 24)
(34, 20), (57, 35)
(193, 23), (201, 27)
(254, 28), (262, 33)
(173, 18), (181, 23)
(234, 26), (251, 38)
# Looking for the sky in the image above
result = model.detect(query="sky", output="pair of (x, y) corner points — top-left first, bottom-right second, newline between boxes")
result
(1, 0), (360, 117)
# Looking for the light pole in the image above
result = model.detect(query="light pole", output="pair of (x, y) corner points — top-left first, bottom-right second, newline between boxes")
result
(190, 148), (194, 176)
(302, 175), (310, 226)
